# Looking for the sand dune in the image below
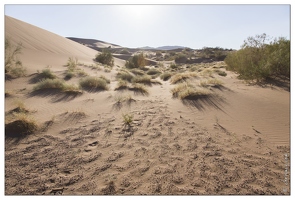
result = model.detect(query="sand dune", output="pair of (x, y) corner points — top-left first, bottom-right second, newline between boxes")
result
(4, 16), (290, 195)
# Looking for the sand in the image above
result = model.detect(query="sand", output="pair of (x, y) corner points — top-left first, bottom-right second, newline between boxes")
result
(4, 16), (290, 195)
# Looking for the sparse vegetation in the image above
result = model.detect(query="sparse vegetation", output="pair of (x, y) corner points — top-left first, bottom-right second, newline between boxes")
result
(79, 76), (109, 91)
(5, 38), (26, 79)
(95, 50), (114, 66)
(215, 70), (227, 77)
(174, 54), (188, 64)
(225, 33), (290, 81)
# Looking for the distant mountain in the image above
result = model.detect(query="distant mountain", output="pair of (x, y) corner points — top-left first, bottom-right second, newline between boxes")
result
(139, 46), (186, 50)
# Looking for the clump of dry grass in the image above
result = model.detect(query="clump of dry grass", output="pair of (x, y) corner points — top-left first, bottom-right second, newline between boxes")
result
(115, 80), (129, 90)
(171, 82), (211, 99)
(130, 68), (145, 76)
(5, 113), (38, 138)
(200, 78), (223, 88)
(160, 72), (173, 81)
(79, 76), (109, 91)
(132, 75), (152, 85)
(33, 79), (82, 94)
(130, 83), (149, 95)
(146, 68), (160, 76)
(170, 72), (198, 84)
(116, 71), (134, 82)
(39, 68), (56, 79)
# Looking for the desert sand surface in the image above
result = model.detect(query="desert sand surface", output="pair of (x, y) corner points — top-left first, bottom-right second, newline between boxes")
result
(5, 16), (290, 195)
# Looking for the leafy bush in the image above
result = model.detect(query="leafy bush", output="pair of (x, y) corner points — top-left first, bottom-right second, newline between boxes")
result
(225, 33), (290, 81)
(125, 53), (146, 69)
(95, 50), (114, 66)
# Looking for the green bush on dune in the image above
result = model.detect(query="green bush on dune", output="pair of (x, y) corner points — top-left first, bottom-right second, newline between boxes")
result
(95, 50), (114, 67)
(225, 33), (290, 81)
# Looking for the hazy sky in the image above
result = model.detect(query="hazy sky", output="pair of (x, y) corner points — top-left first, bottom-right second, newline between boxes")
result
(5, 4), (290, 49)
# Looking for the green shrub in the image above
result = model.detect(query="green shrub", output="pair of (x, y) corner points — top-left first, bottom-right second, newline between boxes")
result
(125, 53), (146, 69)
(79, 76), (109, 91)
(120, 49), (130, 54)
(225, 34), (290, 81)
(95, 50), (114, 66)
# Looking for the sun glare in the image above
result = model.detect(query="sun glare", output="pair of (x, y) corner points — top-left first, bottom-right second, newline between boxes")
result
(121, 5), (153, 21)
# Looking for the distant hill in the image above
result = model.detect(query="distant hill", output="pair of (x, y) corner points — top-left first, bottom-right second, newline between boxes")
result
(139, 46), (186, 50)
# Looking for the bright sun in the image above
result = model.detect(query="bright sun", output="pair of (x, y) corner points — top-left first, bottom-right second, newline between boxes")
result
(120, 5), (153, 20)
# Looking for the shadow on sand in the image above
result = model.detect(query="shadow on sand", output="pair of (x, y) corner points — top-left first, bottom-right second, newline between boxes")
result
(27, 88), (82, 103)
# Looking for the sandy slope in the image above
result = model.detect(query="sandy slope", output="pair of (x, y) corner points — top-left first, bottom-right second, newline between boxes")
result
(4, 16), (290, 195)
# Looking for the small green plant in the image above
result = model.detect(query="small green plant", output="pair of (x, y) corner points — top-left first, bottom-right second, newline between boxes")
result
(122, 113), (133, 126)
(95, 50), (114, 66)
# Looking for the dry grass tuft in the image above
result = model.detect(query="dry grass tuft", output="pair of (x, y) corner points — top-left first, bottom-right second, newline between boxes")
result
(171, 82), (211, 99)
(5, 113), (38, 138)
(200, 78), (223, 88)
(79, 76), (109, 91)
(170, 72), (198, 84)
